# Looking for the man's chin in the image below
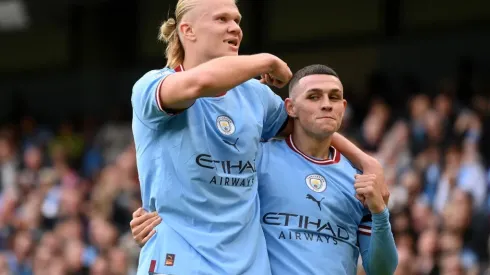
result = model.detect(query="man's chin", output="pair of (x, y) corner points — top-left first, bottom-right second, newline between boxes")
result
(311, 129), (336, 140)
(316, 124), (338, 134)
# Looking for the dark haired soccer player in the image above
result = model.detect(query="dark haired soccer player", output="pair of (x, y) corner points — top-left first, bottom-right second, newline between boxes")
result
(257, 64), (397, 274)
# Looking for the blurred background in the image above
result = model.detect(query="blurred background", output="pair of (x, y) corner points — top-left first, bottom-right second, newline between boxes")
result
(0, 0), (489, 274)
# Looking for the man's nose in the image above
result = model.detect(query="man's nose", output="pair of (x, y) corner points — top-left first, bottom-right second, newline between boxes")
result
(321, 98), (333, 112)
(228, 21), (241, 34)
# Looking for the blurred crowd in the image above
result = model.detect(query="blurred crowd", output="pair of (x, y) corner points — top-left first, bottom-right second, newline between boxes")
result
(0, 113), (141, 275)
(0, 74), (489, 275)
(348, 81), (490, 274)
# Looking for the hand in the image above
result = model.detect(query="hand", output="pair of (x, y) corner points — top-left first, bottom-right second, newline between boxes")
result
(260, 57), (292, 89)
(130, 207), (162, 247)
(259, 73), (274, 86)
(354, 174), (386, 214)
(362, 159), (390, 205)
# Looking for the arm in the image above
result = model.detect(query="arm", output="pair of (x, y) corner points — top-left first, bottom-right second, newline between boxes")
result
(331, 132), (374, 170)
(355, 174), (398, 274)
(159, 54), (291, 110)
(358, 209), (398, 275)
(332, 133), (390, 204)
(132, 54), (290, 128)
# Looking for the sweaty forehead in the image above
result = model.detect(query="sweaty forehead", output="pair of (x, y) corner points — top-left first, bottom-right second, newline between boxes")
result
(294, 74), (343, 95)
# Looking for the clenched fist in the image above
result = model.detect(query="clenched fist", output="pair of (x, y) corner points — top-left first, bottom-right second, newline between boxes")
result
(259, 56), (292, 89)
(354, 174), (386, 214)
(361, 159), (390, 205)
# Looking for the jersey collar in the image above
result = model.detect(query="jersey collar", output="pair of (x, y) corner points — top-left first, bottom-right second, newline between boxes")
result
(175, 64), (184, 72)
(285, 134), (341, 165)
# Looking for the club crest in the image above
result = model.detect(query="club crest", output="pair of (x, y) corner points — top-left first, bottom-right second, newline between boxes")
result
(216, 115), (235, 135)
(305, 174), (327, 192)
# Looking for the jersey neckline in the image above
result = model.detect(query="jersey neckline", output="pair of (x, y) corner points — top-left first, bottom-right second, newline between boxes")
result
(285, 135), (341, 165)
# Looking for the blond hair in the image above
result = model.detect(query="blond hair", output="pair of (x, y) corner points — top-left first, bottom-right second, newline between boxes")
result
(158, 0), (198, 68)
(158, 0), (238, 68)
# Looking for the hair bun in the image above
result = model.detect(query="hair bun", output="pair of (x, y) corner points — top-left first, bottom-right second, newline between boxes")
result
(158, 18), (177, 42)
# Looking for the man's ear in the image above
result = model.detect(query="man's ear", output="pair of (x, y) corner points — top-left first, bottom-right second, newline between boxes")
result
(339, 99), (347, 122)
(285, 98), (297, 118)
(180, 21), (196, 41)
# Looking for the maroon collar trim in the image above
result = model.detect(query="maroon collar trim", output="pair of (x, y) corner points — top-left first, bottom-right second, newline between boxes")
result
(285, 135), (341, 165)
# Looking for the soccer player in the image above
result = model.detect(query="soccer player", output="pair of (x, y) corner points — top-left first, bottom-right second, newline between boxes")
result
(131, 0), (386, 273)
(257, 65), (398, 274)
(131, 65), (397, 275)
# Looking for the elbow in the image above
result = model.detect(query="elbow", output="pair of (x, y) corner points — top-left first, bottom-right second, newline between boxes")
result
(366, 252), (399, 275)
(381, 253), (399, 275)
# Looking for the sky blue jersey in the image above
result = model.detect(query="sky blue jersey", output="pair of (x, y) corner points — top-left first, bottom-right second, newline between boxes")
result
(131, 65), (288, 275)
(257, 136), (397, 275)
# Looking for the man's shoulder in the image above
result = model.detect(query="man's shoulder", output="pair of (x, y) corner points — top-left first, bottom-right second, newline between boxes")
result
(142, 67), (175, 81)
(261, 137), (286, 149)
(134, 68), (174, 87)
(258, 138), (287, 164)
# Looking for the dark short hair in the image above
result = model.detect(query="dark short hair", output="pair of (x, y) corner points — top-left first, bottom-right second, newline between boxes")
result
(288, 64), (339, 95)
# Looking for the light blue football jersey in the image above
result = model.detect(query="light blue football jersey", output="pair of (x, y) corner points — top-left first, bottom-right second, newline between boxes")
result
(131, 65), (287, 275)
(257, 136), (373, 275)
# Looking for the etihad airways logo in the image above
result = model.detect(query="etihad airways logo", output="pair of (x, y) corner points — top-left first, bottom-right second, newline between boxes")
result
(262, 212), (351, 244)
(196, 154), (256, 174)
(195, 154), (256, 187)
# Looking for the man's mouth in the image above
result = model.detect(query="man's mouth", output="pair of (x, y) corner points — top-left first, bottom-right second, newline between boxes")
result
(224, 38), (238, 47)
(318, 116), (335, 120)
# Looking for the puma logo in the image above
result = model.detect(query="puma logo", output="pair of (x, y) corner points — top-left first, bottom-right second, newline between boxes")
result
(223, 138), (239, 152)
(306, 194), (324, 210)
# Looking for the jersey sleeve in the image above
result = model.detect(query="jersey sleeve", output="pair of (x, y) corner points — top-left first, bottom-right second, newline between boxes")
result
(259, 85), (288, 141)
(358, 213), (373, 239)
(357, 212), (372, 263)
(358, 208), (398, 275)
(131, 69), (176, 129)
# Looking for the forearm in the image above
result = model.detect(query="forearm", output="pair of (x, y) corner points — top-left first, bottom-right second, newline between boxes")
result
(191, 54), (278, 98)
(330, 133), (378, 170)
(159, 54), (279, 109)
(365, 208), (398, 275)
